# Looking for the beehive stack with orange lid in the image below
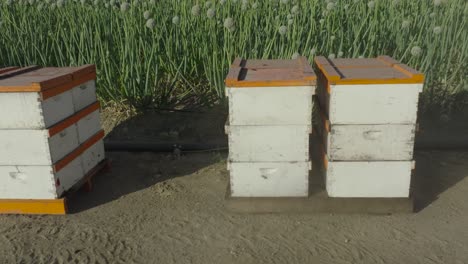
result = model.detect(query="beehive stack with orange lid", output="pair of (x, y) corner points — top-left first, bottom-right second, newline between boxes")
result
(314, 56), (424, 198)
(0, 65), (106, 214)
(225, 57), (316, 197)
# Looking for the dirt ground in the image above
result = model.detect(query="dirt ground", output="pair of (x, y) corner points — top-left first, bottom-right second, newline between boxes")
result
(0, 106), (468, 264)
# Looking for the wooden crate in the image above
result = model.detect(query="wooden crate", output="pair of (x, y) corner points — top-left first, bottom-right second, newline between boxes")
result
(225, 57), (316, 197)
(0, 65), (97, 129)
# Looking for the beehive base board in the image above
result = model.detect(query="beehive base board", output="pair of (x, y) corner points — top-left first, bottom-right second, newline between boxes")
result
(225, 186), (413, 214)
(0, 159), (110, 215)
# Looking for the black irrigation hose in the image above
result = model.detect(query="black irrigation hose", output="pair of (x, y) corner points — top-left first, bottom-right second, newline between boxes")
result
(104, 139), (468, 153)
(104, 141), (228, 153)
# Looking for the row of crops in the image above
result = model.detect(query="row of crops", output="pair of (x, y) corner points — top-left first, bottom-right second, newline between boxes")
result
(0, 0), (467, 110)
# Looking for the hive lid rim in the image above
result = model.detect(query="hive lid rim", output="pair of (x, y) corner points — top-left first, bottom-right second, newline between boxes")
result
(225, 56), (317, 88)
(314, 56), (424, 84)
(0, 65), (96, 94)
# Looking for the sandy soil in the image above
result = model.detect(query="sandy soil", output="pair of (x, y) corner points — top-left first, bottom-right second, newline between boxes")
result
(1, 106), (468, 264)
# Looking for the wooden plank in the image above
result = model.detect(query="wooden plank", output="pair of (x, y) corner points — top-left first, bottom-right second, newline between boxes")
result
(0, 199), (67, 215)
(225, 57), (316, 87)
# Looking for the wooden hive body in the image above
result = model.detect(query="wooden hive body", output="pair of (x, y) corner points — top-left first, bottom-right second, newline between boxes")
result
(0, 65), (106, 201)
(314, 56), (424, 198)
(225, 57), (316, 197)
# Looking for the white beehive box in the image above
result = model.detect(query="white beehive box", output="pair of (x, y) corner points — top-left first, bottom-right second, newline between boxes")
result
(226, 57), (316, 125)
(324, 159), (414, 198)
(0, 65), (106, 201)
(314, 56), (424, 125)
(0, 65), (97, 129)
(0, 102), (101, 165)
(314, 56), (424, 198)
(225, 57), (316, 197)
(228, 161), (311, 197)
(314, 105), (417, 161)
(0, 132), (105, 199)
(226, 124), (312, 162)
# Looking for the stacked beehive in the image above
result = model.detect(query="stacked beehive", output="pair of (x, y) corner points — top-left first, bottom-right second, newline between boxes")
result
(0, 65), (105, 202)
(225, 57), (316, 197)
(314, 56), (424, 197)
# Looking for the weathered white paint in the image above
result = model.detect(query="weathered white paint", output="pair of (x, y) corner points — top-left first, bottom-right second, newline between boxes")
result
(0, 127), (78, 165)
(42, 91), (75, 127)
(0, 165), (57, 199)
(71, 80), (97, 111)
(319, 84), (423, 124)
(228, 161), (311, 197)
(0, 93), (45, 129)
(0, 80), (96, 129)
(0, 140), (106, 199)
(226, 125), (311, 162)
(55, 156), (85, 197)
(322, 123), (416, 161)
(226, 86), (315, 125)
(81, 139), (105, 174)
(77, 110), (101, 144)
(326, 161), (413, 197)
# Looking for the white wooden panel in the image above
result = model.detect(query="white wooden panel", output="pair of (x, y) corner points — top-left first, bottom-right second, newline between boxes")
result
(72, 80), (97, 111)
(326, 161), (412, 197)
(227, 86), (315, 125)
(0, 93), (45, 129)
(81, 139), (105, 174)
(42, 90), (75, 128)
(48, 124), (80, 163)
(55, 156), (85, 197)
(327, 124), (416, 161)
(227, 125), (311, 162)
(229, 161), (310, 197)
(76, 110), (101, 144)
(0, 165), (57, 199)
(0, 127), (80, 165)
(328, 84), (422, 124)
(0, 130), (51, 165)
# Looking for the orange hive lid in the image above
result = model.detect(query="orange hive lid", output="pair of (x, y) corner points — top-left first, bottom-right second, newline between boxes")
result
(314, 56), (424, 85)
(0, 65), (96, 99)
(225, 57), (316, 87)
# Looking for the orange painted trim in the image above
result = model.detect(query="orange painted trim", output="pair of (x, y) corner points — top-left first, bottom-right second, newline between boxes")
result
(225, 79), (316, 87)
(48, 102), (101, 137)
(0, 198), (67, 215)
(331, 78), (424, 85)
(54, 130), (105, 173)
(41, 72), (96, 100)
(314, 56), (425, 85)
